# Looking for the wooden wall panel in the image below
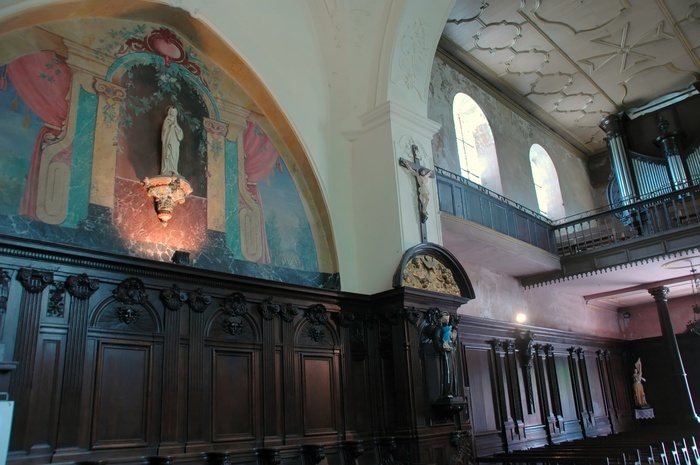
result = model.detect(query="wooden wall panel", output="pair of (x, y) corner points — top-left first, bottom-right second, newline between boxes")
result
(211, 350), (255, 441)
(301, 355), (336, 435)
(27, 334), (64, 453)
(91, 342), (153, 448)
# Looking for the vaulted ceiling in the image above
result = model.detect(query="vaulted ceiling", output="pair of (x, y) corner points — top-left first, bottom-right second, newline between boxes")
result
(441, 0), (700, 156)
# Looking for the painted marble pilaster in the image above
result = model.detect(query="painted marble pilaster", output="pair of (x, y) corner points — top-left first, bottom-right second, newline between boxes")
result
(204, 118), (228, 232)
(91, 78), (126, 209)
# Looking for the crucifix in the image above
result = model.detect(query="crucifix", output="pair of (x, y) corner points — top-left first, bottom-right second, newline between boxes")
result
(399, 144), (435, 242)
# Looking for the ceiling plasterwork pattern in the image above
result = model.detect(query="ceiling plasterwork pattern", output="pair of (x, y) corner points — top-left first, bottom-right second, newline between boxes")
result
(443, 0), (700, 156)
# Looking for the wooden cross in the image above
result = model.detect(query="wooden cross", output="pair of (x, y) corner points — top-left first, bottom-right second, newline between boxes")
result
(399, 144), (435, 242)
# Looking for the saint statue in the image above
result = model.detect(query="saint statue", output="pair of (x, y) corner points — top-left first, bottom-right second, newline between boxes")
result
(161, 106), (183, 176)
(432, 311), (457, 398)
(633, 358), (649, 408)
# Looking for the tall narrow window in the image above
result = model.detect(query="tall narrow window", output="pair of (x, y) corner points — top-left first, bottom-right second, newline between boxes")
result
(452, 93), (502, 193)
(529, 144), (565, 219)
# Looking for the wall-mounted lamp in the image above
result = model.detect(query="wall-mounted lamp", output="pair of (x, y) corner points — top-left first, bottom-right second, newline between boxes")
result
(515, 313), (527, 324)
(171, 250), (190, 265)
(622, 311), (631, 319)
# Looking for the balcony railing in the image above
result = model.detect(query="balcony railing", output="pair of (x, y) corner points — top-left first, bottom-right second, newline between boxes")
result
(436, 168), (700, 258)
(554, 185), (700, 256)
(435, 167), (556, 254)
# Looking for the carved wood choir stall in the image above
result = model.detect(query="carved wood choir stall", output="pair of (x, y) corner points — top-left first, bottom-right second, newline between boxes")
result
(0, 239), (484, 465)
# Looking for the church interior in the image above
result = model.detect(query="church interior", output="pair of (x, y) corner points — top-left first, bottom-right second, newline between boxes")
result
(0, 0), (698, 464)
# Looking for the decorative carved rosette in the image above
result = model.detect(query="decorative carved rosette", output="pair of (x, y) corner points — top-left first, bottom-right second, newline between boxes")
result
(160, 284), (187, 311)
(187, 288), (212, 313)
(113, 277), (148, 305)
(305, 304), (328, 326)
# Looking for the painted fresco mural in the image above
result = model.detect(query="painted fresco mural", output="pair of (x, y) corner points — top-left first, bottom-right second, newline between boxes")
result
(0, 20), (336, 288)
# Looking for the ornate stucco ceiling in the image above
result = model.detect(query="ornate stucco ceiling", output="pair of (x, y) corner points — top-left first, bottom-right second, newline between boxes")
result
(441, 0), (700, 156)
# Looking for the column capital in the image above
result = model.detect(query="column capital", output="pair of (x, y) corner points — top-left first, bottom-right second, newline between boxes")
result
(649, 286), (669, 302)
(599, 113), (622, 136)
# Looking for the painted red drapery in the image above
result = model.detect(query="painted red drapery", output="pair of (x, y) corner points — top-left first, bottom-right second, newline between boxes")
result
(240, 121), (280, 263)
(7, 50), (72, 219)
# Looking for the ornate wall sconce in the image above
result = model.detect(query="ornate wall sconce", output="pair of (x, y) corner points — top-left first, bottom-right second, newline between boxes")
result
(142, 175), (192, 226)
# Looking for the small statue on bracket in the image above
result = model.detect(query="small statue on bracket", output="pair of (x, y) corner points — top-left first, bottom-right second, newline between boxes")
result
(432, 311), (458, 398)
(430, 310), (466, 417)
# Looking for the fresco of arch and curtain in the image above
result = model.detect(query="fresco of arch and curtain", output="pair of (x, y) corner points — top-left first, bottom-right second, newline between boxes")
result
(0, 20), (336, 289)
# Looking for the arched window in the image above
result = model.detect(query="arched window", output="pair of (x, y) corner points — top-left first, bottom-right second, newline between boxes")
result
(452, 93), (502, 193)
(529, 144), (565, 219)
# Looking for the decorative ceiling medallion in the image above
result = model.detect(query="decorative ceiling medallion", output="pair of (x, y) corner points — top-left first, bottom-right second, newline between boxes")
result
(580, 22), (674, 74)
(504, 49), (550, 75)
(474, 21), (522, 53)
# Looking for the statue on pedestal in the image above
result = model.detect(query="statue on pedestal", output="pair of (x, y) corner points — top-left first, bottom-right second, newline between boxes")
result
(161, 106), (183, 176)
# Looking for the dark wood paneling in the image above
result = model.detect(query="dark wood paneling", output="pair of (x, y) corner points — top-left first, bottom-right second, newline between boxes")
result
(92, 342), (153, 448)
(211, 350), (255, 441)
(301, 355), (336, 435)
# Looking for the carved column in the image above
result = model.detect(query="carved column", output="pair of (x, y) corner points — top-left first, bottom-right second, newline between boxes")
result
(656, 117), (689, 191)
(186, 288), (212, 448)
(258, 297), (284, 445)
(503, 339), (524, 441)
(600, 114), (637, 203)
(158, 285), (188, 454)
(533, 344), (558, 441)
(55, 274), (99, 452)
(567, 347), (590, 436)
(595, 349), (617, 433)
(574, 348), (595, 433)
(282, 301), (299, 438)
(9, 268), (53, 451)
(648, 287), (700, 424)
(543, 345), (564, 434)
(490, 339), (516, 448)
(91, 78), (127, 209)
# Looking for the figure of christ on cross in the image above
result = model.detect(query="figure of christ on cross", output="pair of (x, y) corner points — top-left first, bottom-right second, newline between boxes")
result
(399, 144), (435, 242)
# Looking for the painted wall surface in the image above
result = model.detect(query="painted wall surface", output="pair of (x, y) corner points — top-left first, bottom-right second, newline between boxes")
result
(619, 294), (698, 340)
(0, 19), (334, 288)
(429, 53), (597, 220)
(458, 262), (621, 338)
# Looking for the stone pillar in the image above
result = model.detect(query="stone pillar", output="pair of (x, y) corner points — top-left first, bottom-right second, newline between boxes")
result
(345, 102), (442, 293)
(600, 114), (636, 204)
(656, 117), (689, 191)
(648, 286), (700, 425)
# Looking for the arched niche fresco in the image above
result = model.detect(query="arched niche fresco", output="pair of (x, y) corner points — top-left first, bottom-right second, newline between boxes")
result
(0, 7), (338, 289)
